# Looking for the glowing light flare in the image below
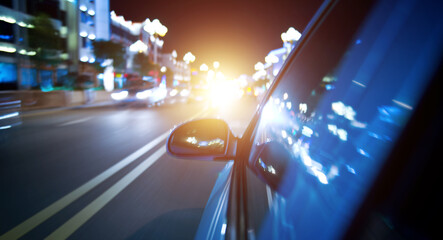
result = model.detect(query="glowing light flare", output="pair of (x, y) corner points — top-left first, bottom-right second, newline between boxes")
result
(221, 223), (227, 235)
(283, 93), (289, 100)
(299, 103), (307, 114)
(0, 125), (12, 130)
(169, 89), (178, 97)
(200, 64), (209, 72)
(103, 65), (114, 92)
(287, 136), (293, 145)
(281, 27), (302, 42)
(180, 89), (190, 97)
(337, 129), (348, 141)
(286, 102), (292, 110)
(273, 69), (280, 76)
(261, 102), (276, 124)
(136, 90), (152, 99)
(0, 45), (16, 53)
(0, 112), (19, 120)
(302, 126), (313, 137)
(0, 16), (16, 24)
(183, 52), (196, 63)
(254, 62), (264, 71)
(209, 79), (240, 108)
(186, 137), (197, 145)
(129, 40), (148, 53)
(331, 101), (356, 120)
(300, 149), (313, 167)
(265, 54), (279, 64)
(281, 130), (288, 139)
(312, 167), (328, 184)
(111, 91), (128, 100)
(267, 165), (276, 174)
(392, 99), (413, 110)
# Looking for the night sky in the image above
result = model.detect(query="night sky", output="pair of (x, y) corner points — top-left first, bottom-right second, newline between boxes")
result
(110, 0), (323, 77)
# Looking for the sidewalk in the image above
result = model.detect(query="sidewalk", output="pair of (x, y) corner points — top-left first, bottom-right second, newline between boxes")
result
(0, 90), (116, 117)
(21, 100), (117, 117)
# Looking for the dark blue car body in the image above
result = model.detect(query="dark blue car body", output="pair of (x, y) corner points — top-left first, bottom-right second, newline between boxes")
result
(167, 0), (443, 239)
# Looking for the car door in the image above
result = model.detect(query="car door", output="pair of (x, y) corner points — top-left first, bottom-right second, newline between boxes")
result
(241, 0), (443, 239)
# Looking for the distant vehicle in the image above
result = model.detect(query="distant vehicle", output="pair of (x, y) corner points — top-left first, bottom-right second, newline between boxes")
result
(187, 85), (210, 103)
(166, 84), (191, 104)
(167, 0), (443, 239)
(111, 74), (167, 107)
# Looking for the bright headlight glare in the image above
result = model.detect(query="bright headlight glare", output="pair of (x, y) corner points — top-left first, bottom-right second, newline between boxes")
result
(111, 91), (128, 100)
(180, 89), (190, 97)
(136, 90), (152, 99)
(169, 89), (178, 97)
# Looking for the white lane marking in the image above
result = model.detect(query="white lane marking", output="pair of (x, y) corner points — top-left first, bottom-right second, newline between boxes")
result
(45, 147), (166, 240)
(0, 108), (206, 240)
(57, 117), (92, 127)
(0, 132), (169, 240)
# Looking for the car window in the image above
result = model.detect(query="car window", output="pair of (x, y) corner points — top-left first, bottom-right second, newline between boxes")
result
(245, 0), (443, 239)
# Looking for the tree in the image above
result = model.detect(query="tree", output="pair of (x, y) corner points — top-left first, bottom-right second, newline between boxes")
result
(132, 52), (159, 76)
(28, 13), (63, 66)
(92, 40), (126, 71)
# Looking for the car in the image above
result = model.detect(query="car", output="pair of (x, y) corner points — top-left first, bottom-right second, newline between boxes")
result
(111, 76), (167, 107)
(166, 84), (191, 104)
(166, 0), (443, 239)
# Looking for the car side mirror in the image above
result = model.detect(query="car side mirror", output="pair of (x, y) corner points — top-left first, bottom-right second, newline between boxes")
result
(251, 141), (294, 196)
(167, 118), (237, 161)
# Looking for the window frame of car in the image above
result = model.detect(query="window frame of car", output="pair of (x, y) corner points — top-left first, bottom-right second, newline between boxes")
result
(224, 0), (340, 238)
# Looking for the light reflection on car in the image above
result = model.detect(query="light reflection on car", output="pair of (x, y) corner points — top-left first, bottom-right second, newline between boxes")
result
(166, 0), (443, 239)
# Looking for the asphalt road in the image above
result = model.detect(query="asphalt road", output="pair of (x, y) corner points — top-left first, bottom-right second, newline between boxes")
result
(0, 97), (258, 240)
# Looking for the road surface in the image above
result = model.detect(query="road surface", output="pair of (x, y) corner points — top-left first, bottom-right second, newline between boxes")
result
(0, 97), (258, 240)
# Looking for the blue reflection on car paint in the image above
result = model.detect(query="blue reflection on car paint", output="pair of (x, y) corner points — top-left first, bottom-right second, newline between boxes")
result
(195, 161), (233, 240)
(252, 0), (443, 239)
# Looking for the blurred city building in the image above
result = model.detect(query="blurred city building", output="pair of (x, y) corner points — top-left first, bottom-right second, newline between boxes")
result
(0, 0), (77, 90)
(78, 0), (110, 84)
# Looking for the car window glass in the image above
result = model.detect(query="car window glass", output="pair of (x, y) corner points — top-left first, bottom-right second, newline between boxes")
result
(246, 0), (443, 239)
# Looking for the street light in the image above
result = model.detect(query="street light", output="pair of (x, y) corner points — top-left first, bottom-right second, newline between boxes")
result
(281, 27), (301, 43)
(213, 61), (220, 70)
(183, 52), (195, 82)
(265, 54), (279, 64)
(143, 19), (168, 64)
(281, 27), (301, 56)
(183, 52), (196, 64)
(200, 63), (209, 72)
(265, 54), (279, 79)
(254, 61), (264, 71)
